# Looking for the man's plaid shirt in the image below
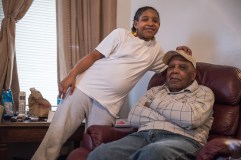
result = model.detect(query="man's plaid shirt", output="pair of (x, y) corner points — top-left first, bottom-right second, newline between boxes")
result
(128, 80), (214, 146)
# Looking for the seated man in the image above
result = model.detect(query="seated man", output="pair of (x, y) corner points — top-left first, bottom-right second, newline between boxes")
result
(87, 47), (215, 160)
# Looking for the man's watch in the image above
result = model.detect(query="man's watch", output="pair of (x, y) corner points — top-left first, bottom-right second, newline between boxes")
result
(145, 99), (153, 108)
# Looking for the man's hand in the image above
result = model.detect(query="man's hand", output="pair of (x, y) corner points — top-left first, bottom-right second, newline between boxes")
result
(176, 46), (192, 55)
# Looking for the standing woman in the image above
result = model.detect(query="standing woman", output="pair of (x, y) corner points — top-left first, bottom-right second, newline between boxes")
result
(32, 6), (167, 160)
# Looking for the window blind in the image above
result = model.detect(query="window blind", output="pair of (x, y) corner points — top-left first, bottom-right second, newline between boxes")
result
(0, 1), (3, 28)
(1, 0), (58, 107)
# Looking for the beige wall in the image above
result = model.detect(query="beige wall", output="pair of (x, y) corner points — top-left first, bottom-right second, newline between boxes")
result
(117, 0), (241, 117)
(130, 0), (241, 69)
(117, 0), (131, 29)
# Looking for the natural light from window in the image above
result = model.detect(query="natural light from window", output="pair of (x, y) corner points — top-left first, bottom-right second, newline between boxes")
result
(0, 0), (58, 108)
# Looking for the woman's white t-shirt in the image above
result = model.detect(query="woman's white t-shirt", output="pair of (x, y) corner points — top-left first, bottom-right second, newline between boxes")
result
(76, 28), (166, 117)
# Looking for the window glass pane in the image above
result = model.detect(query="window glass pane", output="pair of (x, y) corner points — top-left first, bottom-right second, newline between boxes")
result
(0, 1), (3, 27)
(15, 0), (58, 107)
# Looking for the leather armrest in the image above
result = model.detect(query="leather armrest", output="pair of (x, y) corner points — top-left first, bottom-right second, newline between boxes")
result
(196, 138), (241, 160)
(66, 147), (89, 160)
(87, 125), (137, 149)
(67, 125), (137, 160)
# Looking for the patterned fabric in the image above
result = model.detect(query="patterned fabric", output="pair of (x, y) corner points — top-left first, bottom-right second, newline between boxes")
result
(128, 80), (214, 146)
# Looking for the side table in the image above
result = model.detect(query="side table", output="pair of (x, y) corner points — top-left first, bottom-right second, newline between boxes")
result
(0, 120), (85, 159)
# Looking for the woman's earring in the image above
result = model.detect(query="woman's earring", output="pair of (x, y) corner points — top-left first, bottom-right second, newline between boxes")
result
(132, 31), (137, 37)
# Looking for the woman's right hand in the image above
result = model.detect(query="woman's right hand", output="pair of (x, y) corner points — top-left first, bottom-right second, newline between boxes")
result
(59, 73), (76, 98)
(176, 46), (192, 55)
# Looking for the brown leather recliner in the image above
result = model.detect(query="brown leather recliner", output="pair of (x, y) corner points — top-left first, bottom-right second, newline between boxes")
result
(67, 62), (241, 160)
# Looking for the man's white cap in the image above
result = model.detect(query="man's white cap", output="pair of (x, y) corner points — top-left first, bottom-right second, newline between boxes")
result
(163, 49), (196, 68)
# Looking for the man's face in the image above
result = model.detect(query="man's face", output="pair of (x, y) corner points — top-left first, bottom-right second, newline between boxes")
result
(166, 56), (196, 92)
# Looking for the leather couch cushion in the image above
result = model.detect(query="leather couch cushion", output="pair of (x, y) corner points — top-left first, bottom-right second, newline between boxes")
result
(87, 125), (137, 149)
(210, 104), (239, 135)
(195, 63), (241, 105)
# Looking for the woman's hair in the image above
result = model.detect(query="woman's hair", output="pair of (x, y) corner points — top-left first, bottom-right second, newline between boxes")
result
(131, 6), (160, 32)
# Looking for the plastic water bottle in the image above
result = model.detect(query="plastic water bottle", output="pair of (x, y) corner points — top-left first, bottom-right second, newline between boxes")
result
(57, 93), (62, 105)
(2, 89), (14, 115)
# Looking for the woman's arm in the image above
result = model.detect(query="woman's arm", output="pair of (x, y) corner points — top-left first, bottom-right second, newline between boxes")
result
(59, 50), (104, 97)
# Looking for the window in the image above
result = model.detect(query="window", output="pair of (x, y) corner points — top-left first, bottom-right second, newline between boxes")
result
(0, 1), (58, 108)
(0, 1), (3, 27)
